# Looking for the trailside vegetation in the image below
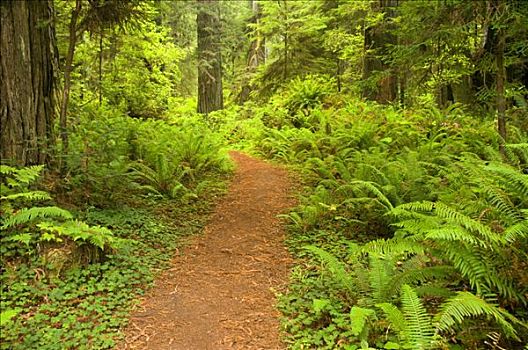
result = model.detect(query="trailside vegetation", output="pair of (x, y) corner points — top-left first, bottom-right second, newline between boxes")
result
(1, 0), (526, 349)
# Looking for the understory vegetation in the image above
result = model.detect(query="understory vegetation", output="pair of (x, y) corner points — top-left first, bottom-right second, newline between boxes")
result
(0, 114), (232, 349)
(233, 78), (528, 349)
(2, 0), (527, 349)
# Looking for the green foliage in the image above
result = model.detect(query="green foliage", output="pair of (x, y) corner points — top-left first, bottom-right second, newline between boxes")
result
(0, 166), (117, 265)
(254, 0), (331, 96)
(62, 101), (231, 205)
(435, 292), (521, 340)
(0, 183), (225, 349)
(256, 93), (528, 348)
(398, 285), (436, 349)
(8, 0), (527, 348)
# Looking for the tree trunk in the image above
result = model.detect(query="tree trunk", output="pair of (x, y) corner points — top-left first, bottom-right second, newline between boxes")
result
(1, 0), (56, 166)
(495, 3), (507, 155)
(98, 31), (104, 106)
(283, 0), (289, 81)
(238, 0), (265, 104)
(362, 0), (398, 104)
(197, 0), (223, 115)
(59, 0), (82, 159)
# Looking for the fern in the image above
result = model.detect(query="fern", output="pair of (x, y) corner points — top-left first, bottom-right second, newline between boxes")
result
(424, 226), (492, 249)
(0, 165), (43, 187)
(38, 221), (116, 250)
(376, 303), (406, 332)
(1, 190), (51, 202)
(1, 165), (116, 262)
(399, 284), (436, 349)
(442, 245), (522, 303)
(349, 180), (394, 211)
(1, 207), (73, 229)
(350, 306), (376, 337)
(503, 221), (528, 242)
(305, 245), (357, 296)
(485, 163), (528, 197)
(361, 238), (425, 258)
(385, 265), (455, 300)
(504, 143), (528, 165)
(368, 255), (391, 304)
(435, 292), (521, 340)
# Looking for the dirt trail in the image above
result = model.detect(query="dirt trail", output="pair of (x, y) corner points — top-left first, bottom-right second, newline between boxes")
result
(119, 151), (296, 350)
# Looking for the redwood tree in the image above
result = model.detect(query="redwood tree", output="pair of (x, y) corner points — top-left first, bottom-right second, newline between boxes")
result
(197, 0), (224, 115)
(237, 0), (265, 104)
(362, 0), (398, 104)
(1, 0), (56, 165)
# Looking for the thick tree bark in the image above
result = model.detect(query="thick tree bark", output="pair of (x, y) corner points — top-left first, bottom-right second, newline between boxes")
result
(1, 0), (56, 166)
(362, 0), (398, 104)
(197, 0), (223, 115)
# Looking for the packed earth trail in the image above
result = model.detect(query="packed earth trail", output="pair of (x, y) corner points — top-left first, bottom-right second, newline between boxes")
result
(119, 151), (296, 350)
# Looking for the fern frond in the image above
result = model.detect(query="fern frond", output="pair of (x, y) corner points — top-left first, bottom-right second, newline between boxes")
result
(369, 255), (392, 303)
(350, 306), (376, 336)
(0, 165), (17, 175)
(386, 266), (455, 299)
(376, 302), (406, 332)
(356, 163), (389, 185)
(442, 245), (522, 303)
(503, 221), (528, 242)
(482, 185), (524, 224)
(397, 201), (505, 245)
(400, 284), (435, 349)
(433, 202), (504, 244)
(2, 207), (73, 229)
(435, 292), (520, 340)
(0, 165), (43, 187)
(0, 191), (51, 202)
(350, 180), (394, 211)
(362, 238), (425, 258)
(505, 143), (528, 165)
(424, 227), (491, 249)
(304, 245), (356, 295)
(485, 163), (528, 198)
(396, 201), (435, 214)
(335, 160), (353, 182)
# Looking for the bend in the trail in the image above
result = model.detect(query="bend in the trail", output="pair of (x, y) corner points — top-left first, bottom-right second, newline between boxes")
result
(119, 151), (296, 350)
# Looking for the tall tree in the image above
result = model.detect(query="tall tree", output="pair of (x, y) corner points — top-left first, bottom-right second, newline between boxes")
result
(1, 0), (56, 166)
(237, 0), (265, 104)
(197, 0), (223, 114)
(256, 0), (329, 97)
(495, 0), (507, 155)
(362, 0), (398, 104)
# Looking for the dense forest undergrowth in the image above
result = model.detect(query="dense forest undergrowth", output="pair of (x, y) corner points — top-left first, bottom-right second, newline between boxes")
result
(1, 0), (528, 349)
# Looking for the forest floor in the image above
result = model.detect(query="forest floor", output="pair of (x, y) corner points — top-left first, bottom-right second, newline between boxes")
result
(118, 151), (297, 350)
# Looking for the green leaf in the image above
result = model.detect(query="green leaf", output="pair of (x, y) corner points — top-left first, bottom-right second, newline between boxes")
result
(350, 306), (376, 336)
(6, 233), (33, 245)
(0, 308), (21, 326)
(312, 298), (330, 313)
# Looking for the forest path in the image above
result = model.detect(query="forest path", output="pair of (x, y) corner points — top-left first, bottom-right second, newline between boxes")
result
(119, 151), (296, 350)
